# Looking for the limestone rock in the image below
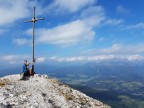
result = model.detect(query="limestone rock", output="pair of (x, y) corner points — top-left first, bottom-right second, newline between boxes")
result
(0, 74), (111, 108)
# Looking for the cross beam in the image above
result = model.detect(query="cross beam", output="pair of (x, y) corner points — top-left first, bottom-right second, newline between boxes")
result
(24, 7), (44, 73)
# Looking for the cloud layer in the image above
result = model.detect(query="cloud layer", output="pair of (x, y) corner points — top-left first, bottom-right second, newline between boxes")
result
(48, 54), (144, 62)
(1, 54), (143, 65)
(1, 43), (144, 65)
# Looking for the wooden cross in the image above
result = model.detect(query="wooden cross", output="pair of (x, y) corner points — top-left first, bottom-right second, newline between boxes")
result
(24, 7), (44, 73)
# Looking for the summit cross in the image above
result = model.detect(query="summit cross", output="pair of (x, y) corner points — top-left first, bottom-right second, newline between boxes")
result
(24, 6), (44, 73)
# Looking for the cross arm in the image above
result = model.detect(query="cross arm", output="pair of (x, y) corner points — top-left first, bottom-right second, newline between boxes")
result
(24, 20), (33, 23)
(35, 18), (44, 21)
(24, 18), (44, 23)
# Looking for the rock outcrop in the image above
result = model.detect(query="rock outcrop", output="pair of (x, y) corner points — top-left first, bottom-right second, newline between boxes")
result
(0, 74), (111, 108)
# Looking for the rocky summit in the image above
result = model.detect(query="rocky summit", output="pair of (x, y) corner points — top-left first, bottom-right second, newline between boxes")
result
(0, 74), (111, 108)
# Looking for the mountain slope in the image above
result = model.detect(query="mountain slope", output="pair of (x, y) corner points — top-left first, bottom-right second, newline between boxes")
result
(0, 74), (110, 108)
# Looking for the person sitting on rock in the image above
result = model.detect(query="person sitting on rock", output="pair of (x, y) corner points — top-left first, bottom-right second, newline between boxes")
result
(20, 60), (30, 80)
(23, 60), (30, 74)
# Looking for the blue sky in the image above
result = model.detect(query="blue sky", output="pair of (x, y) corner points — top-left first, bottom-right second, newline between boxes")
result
(0, 0), (144, 65)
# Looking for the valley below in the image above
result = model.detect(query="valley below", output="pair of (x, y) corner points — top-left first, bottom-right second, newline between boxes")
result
(47, 62), (144, 108)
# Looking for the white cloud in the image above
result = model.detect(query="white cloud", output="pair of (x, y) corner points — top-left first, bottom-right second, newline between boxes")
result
(37, 57), (46, 63)
(105, 19), (124, 26)
(98, 37), (106, 42)
(124, 22), (144, 30)
(13, 38), (31, 45)
(99, 44), (123, 54)
(49, 0), (95, 14)
(116, 5), (130, 15)
(128, 55), (144, 61)
(30, 20), (95, 46)
(1, 54), (47, 65)
(2, 55), (30, 64)
(48, 54), (144, 62)
(0, 0), (46, 26)
(3, 55), (19, 61)
(0, 0), (31, 26)
(80, 6), (105, 27)
(84, 43), (144, 55)
(80, 5), (123, 27)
